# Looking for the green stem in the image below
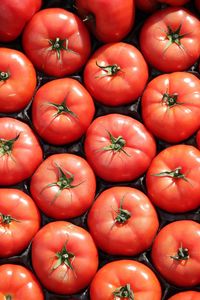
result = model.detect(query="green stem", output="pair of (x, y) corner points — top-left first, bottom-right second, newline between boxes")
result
(96, 61), (121, 77)
(152, 167), (188, 182)
(53, 243), (75, 270)
(170, 246), (189, 261)
(164, 24), (188, 51)
(113, 284), (134, 299)
(162, 93), (179, 107)
(102, 131), (130, 156)
(0, 134), (20, 155)
(0, 213), (20, 224)
(0, 71), (9, 81)
(114, 195), (131, 224)
(5, 295), (12, 300)
(49, 37), (78, 60)
(47, 97), (77, 118)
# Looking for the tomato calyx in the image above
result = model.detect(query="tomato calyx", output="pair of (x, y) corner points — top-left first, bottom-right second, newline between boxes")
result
(82, 13), (95, 23)
(114, 195), (131, 224)
(0, 71), (9, 81)
(47, 97), (77, 118)
(0, 213), (20, 225)
(0, 134), (20, 156)
(170, 246), (189, 261)
(164, 24), (188, 52)
(96, 61), (121, 78)
(53, 243), (75, 270)
(113, 283), (134, 300)
(5, 295), (12, 300)
(152, 167), (188, 182)
(162, 93), (179, 107)
(48, 37), (78, 60)
(102, 131), (130, 156)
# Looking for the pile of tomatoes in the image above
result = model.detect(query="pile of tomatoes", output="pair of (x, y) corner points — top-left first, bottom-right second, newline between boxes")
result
(0, 0), (200, 299)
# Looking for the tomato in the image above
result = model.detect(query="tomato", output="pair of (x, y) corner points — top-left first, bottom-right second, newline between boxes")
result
(158, 0), (190, 5)
(84, 113), (156, 182)
(141, 72), (200, 143)
(140, 8), (200, 72)
(146, 145), (200, 213)
(87, 186), (159, 256)
(32, 78), (95, 145)
(22, 8), (91, 77)
(168, 291), (200, 300)
(32, 221), (98, 294)
(196, 130), (200, 150)
(151, 220), (200, 287)
(0, 189), (40, 258)
(30, 153), (96, 219)
(75, 0), (135, 43)
(0, 264), (44, 300)
(0, 48), (36, 113)
(0, 118), (43, 186)
(135, 0), (158, 13)
(0, 0), (42, 42)
(83, 43), (148, 106)
(195, 0), (200, 12)
(90, 260), (162, 300)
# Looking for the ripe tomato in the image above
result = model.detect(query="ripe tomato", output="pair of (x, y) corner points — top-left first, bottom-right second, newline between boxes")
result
(0, 189), (40, 258)
(75, 0), (135, 43)
(0, 48), (36, 113)
(90, 260), (162, 300)
(151, 220), (200, 287)
(22, 8), (91, 77)
(30, 153), (96, 219)
(140, 8), (200, 72)
(168, 291), (200, 300)
(83, 43), (148, 106)
(84, 113), (156, 182)
(0, 118), (43, 186)
(135, 0), (158, 13)
(196, 130), (200, 149)
(0, 264), (44, 300)
(32, 221), (98, 294)
(158, 0), (190, 5)
(195, 0), (200, 12)
(32, 78), (95, 145)
(0, 0), (42, 42)
(146, 145), (200, 213)
(142, 72), (200, 143)
(87, 186), (159, 256)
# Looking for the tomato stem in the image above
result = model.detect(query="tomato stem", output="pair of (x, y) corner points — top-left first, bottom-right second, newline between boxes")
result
(5, 295), (12, 300)
(48, 37), (78, 60)
(96, 61), (121, 78)
(48, 97), (77, 118)
(152, 167), (188, 182)
(170, 246), (189, 261)
(114, 194), (131, 224)
(52, 243), (75, 270)
(0, 213), (20, 224)
(0, 71), (9, 81)
(113, 284), (134, 300)
(164, 24), (188, 52)
(102, 131), (130, 156)
(0, 134), (20, 155)
(82, 13), (94, 23)
(162, 93), (179, 107)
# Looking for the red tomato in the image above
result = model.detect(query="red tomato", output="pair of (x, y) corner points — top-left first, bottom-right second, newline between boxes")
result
(0, 118), (43, 186)
(195, 0), (200, 12)
(22, 8), (91, 77)
(0, 189), (40, 258)
(151, 220), (200, 287)
(0, 0), (42, 42)
(87, 186), (159, 256)
(84, 114), (156, 182)
(158, 0), (190, 5)
(75, 0), (135, 43)
(140, 8), (200, 72)
(0, 264), (44, 300)
(32, 221), (98, 294)
(90, 260), (162, 300)
(168, 291), (200, 300)
(32, 78), (95, 145)
(146, 145), (200, 213)
(30, 153), (96, 219)
(142, 72), (200, 143)
(83, 43), (148, 106)
(0, 48), (36, 113)
(135, 0), (158, 13)
(196, 130), (200, 149)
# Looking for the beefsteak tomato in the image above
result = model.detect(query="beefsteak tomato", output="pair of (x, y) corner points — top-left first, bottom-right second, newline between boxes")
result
(168, 291), (200, 300)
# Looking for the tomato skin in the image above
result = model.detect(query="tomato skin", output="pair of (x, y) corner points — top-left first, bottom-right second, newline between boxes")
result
(30, 153), (96, 219)
(168, 291), (200, 300)
(146, 145), (200, 213)
(32, 78), (95, 145)
(158, 0), (190, 5)
(0, 0), (42, 42)
(22, 8), (91, 77)
(195, 0), (200, 12)
(135, 0), (158, 13)
(76, 0), (135, 43)
(0, 189), (40, 258)
(0, 48), (37, 113)
(90, 260), (162, 300)
(83, 43), (148, 106)
(196, 130), (200, 150)
(142, 72), (200, 143)
(140, 8), (200, 72)
(32, 221), (98, 294)
(0, 118), (43, 186)
(88, 186), (159, 256)
(151, 220), (200, 287)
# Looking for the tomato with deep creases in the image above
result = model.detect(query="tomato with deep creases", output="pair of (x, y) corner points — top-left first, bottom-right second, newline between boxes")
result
(0, 118), (43, 186)
(83, 42), (148, 106)
(31, 221), (98, 295)
(22, 8), (91, 77)
(168, 291), (200, 300)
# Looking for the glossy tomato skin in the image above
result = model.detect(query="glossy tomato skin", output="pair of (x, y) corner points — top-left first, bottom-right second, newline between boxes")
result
(22, 8), (91, 77)
(142, 72), (200, 143)
(168, 291), (200, 300)
(158, 0), (190, 5)
(76, 0), (135, 43)
(84, 43), (148, 106)
(140, 8), (200, 72)
(32, 78), (95, 145)
(90, 260), (162, 300)
(30, 153), (96, 219)
(151, 220), (200, 287)
(0, 189), (40, 258)
(0, 0), (42, 42)
(84, 114), (156, 182)
(88, 186), (159, 255)
(0, 118), (43, 186)
(135, 0), (158, 13)
(196, 130), (200, 149)
(146, 145), (200, 213)
(32, 221), (98, 294)
(0, 264), (44, 299)
(0, 48), (37, 113)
